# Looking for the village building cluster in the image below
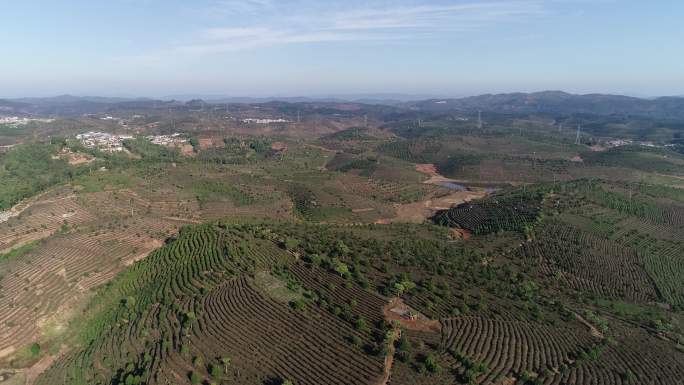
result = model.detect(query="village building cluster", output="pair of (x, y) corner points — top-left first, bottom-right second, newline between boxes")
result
(604, 139), (665, 148)
(0, 116), (54, 125)
(145, 133), (188, 146)
(76, 131), (189, 152)
(76, 132), (133, 152)
(241, 118), (290, 124)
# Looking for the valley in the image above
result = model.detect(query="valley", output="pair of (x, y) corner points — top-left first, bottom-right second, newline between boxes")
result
(0, 94), (682, 385)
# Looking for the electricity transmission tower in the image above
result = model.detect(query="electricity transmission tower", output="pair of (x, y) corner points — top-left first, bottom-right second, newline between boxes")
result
(575, 124), (581, 145)
(477, 111), (483, 129)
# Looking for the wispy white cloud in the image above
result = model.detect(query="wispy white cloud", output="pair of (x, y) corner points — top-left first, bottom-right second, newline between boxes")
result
(199, 0), (275, 16)
(175, 29), (407, 54)
(200, 27), (272, 41)
(174, 0), (546, 54)
(333, 2), (545, 30)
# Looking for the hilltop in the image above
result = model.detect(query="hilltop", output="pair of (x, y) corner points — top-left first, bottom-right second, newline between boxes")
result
(3, 91), (684, 119)
(407, 91), (684, 119)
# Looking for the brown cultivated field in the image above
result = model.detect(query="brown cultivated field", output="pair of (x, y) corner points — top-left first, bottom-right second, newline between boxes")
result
(0, 186), (196, 367)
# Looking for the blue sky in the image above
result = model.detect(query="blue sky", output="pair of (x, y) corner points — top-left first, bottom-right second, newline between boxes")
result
(2, 0), (683, 97)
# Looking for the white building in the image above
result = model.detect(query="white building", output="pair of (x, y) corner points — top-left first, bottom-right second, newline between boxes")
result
(76, 132), (134, 152)
(242, 118), (290, 124)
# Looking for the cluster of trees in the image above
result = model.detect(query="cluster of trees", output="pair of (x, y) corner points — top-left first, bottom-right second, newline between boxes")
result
(123, 137), (180, 162)
(449, 349), (488, 384)
(0, 143), (83, 209)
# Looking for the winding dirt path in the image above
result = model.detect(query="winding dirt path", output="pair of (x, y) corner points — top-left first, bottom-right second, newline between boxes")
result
(573, 312), (605, 339)
(0, 190), (75, 225)
(375, 298), (442, 385)
(24, 345), (68, 385)
(376, 332), (398, 385)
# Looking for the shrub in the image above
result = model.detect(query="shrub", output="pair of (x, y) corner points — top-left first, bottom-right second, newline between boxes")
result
(283, 238), (300, 251)
(355, 317), (368, 332)
(30, 342), (41, 357)
(424, 353), (441, 373)
(209, 364), (222, 379)
(289, 299), (306, 310)
(189, 371), (201, 384)
(397, 336), (411, 351)
(622, 369), (635, 383)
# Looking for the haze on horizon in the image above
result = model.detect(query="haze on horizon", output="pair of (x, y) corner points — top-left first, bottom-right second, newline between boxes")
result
(2, 0), (683, 98)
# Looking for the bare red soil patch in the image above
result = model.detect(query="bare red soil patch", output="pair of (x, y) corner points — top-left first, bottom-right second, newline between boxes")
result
(198, 137), (225, 150)
(270, 141), (288, 152)
(375, 190), (486, 224)
(24, 344), (68, 385)
(177, 143), (195, 157)
(415, 163), (438, 176)
(62, 151), (95, 165)
(451, 227), (471, 240)
(383, 298), (441, 333)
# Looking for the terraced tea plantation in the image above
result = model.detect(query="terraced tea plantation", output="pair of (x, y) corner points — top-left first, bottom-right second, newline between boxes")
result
(32, 215), (684, 385)
(35, 223), (389, 385)
(0, 103), (683, 385)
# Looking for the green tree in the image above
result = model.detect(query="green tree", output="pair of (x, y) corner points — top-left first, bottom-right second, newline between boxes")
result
(335, 240), (350, 256)
(210, 364), (223, 379)
(283, 238), (300, 251)
(30, 342), (41, 357)
(333, 259), (349, 277)
(397, 336), (411, 351)
(394, 280), (416, 296)
(189, 137), (200, 152)
(425, 353), (442, 373)
(189, 371), (201, 384)
(355, 317), (368, 332)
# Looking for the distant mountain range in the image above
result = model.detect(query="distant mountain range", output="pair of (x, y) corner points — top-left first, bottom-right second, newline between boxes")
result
(11, 95), (154, 105)
(406, 91), (684, 119)
(162, 93), (438, 106)
(2, 91), (684, 119)
(0, 95), (179, 116)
